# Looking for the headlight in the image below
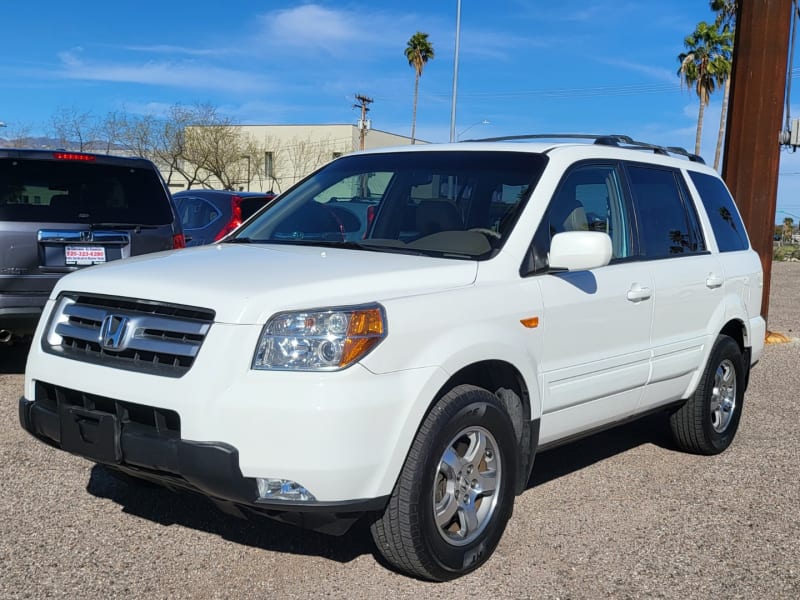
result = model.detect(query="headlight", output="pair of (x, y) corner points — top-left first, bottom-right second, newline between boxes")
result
(252, 303), (386, 371)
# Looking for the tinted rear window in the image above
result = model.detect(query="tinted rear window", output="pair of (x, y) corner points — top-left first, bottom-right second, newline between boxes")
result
(0, 159), (173, 225)
(688, 171), (749, 252)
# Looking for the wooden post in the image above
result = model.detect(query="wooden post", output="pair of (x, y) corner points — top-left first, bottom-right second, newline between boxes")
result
(721, 0), (793, 325)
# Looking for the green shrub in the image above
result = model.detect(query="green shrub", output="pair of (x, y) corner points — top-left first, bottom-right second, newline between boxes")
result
(773, 244), (800, 261)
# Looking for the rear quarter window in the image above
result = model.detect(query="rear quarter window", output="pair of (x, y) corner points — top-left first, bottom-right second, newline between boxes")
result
(688, 171), (749, 252)
(174, 196), (221, 229)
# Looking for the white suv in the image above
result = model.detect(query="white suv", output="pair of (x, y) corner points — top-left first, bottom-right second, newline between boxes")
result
(19, 135), (765, 581)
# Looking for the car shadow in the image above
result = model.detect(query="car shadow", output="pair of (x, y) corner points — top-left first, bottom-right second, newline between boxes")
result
(85, 412), (676, 567)
(525, 411), (676, 489)
(86, 465), (375, 564)
(0, 339), (31, 375)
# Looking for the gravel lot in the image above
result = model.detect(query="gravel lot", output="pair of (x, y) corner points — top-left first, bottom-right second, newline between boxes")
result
(1, 263), (799, 599)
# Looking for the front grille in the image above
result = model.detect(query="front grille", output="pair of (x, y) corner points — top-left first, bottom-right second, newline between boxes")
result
(44, 293), (215, 377)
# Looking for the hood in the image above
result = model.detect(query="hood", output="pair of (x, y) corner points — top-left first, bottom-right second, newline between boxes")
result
(51, 243), (478, 324)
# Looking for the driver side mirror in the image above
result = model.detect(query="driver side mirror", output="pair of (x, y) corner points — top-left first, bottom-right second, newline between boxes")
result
(548, 231), (612, 271)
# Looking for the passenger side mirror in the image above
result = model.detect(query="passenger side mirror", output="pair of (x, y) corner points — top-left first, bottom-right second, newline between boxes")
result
(548, 231), (612, 271)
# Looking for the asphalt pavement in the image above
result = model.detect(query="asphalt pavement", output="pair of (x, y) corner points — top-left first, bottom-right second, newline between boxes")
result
(1, 263), (798, 599)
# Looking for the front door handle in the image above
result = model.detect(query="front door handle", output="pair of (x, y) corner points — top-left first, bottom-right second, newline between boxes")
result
(627, 285), (652, 302)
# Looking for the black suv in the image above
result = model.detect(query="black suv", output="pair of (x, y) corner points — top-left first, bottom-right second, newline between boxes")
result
(0, 149), (184, 343)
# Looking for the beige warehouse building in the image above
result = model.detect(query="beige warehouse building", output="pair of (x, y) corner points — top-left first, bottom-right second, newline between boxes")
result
(169, 124), (418, 193)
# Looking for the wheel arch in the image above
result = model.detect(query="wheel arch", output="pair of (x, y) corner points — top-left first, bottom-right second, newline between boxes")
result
(428, 360), (539, 495)
(683, 317), (749, 400)
(719, 318), (747, 351)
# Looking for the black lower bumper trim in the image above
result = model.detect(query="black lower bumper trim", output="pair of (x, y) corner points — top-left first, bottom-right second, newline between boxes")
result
(0, 306), (43, 337)
(19, 396), (389, 533)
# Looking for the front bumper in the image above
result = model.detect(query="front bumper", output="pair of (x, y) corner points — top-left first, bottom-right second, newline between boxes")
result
(19, 389), (389, 535)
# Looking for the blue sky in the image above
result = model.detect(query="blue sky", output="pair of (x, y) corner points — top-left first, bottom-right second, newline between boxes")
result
(2, 0), (800, 221)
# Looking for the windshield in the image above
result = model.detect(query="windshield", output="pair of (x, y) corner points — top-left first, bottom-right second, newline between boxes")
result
(231, 150), (547, 259)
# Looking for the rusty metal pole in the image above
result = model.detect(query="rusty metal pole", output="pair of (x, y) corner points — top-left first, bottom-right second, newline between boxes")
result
(721, 0), (793, 326)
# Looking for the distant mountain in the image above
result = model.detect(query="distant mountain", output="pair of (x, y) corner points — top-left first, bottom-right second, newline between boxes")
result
(0, 136), (61, 149)
(0, 137), (127, 152)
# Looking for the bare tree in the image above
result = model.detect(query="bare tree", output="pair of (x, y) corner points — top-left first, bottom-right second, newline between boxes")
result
(280, 136), (335, 187)
(185, 114), (274, 191)
(118, 113), (157, 159)
(186, 120), (243, 190)
(43, 102), (339, 192)
(50, 107), (94, 151)
(148, 103), (217, 189)
(3, 122), (35, 148)
(95, 110), (129, 154)
(240, 137), (266, 192)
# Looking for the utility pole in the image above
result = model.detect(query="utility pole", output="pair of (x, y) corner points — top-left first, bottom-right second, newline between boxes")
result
(721, 0), (793, 326)
(354, 94), (373, 151)
(449, 0), (462, 143)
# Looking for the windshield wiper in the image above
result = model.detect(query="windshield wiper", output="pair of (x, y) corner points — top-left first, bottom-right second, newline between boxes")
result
(224, 238), (432, 256)
(285, 239), (432, 256)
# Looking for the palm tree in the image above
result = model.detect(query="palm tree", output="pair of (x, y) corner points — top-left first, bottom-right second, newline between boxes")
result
(783, 217), (794, 243)
(677, 21), (733, 158)
(711, 0), (738, 27)
(405, 32), (435, 144)
(710, 0), (738, 170)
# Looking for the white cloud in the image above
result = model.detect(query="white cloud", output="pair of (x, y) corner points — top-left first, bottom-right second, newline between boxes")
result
(254, 4), (428, 58)
(55, 49), (272, 94)
(122, 44), (224, 57)
(264, 4), (360, 48)
(595, 58), (679, 85)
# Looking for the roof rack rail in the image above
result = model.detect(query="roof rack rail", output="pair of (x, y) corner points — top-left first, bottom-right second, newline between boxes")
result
(460, 133), (705, 164)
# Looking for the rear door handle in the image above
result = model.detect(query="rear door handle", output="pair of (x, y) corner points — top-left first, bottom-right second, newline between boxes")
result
(706, 274), (724, 289)
(627, 285), (652, 302)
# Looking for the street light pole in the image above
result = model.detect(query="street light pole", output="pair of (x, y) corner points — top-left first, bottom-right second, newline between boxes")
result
(449, 0), (461, 143)
(457, 119), (490, 141)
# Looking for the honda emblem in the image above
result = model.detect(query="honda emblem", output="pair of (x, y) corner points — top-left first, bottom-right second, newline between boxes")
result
(99, 315), (129, 351)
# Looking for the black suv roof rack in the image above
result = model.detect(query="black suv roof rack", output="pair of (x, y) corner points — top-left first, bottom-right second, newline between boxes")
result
(460, 133), (705, 164)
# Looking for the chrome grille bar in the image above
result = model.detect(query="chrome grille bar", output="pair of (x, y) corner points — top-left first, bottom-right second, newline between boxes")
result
(44, 293), (215, 377)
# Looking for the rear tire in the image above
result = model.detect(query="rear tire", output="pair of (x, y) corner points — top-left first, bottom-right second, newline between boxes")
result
(669, 335), (745, 455)
(370, 384), (518, 581)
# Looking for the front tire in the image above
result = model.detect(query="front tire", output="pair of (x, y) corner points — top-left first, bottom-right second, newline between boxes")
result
(370, 384), (518, 581)
(669, 334), (745, 455)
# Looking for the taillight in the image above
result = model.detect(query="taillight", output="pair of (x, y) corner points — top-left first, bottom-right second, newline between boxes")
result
(172, 233), (186, 249)
(214, 195), (243, 241)
(53, 152), (96, 162)
(364, 205), (377, 239)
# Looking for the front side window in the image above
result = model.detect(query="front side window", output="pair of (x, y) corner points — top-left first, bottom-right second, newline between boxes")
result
(530, 163), (632, 271)
(233, 151), (547, 260)
(626, 164), (704, 258)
